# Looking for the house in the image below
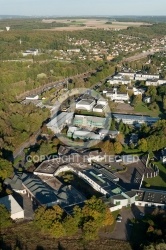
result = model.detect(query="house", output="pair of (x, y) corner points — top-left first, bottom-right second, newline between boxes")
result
(143, 96), (151, 104)
(47, 112), (74, 133)
(76, 99), (96, 111)
(129, 133), (139, 145)
(25, 94), (39, 100)
(133, 87), (143, 96)
(160, 148), (166, 164)
(0, 195), (24, 220)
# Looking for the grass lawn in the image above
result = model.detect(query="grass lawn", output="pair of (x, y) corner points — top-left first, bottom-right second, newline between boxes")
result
(134, 102), (160, 117)
(143, 162), (166, 190)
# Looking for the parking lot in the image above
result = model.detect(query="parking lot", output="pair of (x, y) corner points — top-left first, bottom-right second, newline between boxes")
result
(109, 205), (154, 241)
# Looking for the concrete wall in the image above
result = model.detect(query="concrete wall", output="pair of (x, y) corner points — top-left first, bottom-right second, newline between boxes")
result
(11, 210), (24, 220)
(135, 201), (165, 208)
(110, 205), (122, 212)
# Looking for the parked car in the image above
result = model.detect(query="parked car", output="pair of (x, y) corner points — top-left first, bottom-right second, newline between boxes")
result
(116, 218), (122, 223)
(117, 214), (122, 220)
(140, 212), (145, 216)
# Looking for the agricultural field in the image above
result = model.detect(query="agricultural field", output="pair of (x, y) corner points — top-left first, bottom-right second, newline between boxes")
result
(41, 18), (150, 31)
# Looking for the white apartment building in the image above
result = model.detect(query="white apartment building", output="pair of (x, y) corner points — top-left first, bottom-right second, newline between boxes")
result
(76, 99), (96, 111)
(105, 88), (129, 102)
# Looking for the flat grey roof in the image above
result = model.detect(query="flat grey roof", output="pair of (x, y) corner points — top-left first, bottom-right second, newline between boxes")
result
(21, 173), (58, 205)
(76, 99), (95, 106)
(137, 190), (166, 204)
(112, 113), (159, 122)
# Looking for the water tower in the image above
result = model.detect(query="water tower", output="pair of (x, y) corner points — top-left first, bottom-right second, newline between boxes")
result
(6, 26), (10, 31)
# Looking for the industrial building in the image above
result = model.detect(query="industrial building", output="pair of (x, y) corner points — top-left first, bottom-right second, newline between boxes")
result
(135, 190), (166, 208)
(73, 115), (108, 129)
(112, 113), (159, 125)
(47, 112), (74, 133)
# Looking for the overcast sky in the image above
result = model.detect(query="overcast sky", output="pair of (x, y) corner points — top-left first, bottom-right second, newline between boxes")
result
(1, 0), (166, 16)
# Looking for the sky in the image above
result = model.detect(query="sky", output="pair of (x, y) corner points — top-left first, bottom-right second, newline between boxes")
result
(0, 0), (166, 16)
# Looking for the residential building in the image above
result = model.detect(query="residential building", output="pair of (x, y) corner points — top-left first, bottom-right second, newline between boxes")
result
(25, 94), (39, 100)
(0, 195), (24, 220)
(135, 73), (159, 81)
(146, 79), (166, 86)
(105, 88), (129, 102)
(107, 75), (131, 85)
(47, 112), (74, 133)
(22, 49), (39, 56)
(119, 72), (135, 80)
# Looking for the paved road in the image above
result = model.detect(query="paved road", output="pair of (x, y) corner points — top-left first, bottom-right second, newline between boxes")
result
(123, 47), (166, 62)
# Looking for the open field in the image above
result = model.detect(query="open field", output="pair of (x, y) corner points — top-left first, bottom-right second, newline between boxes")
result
(41, 18), (150, 31)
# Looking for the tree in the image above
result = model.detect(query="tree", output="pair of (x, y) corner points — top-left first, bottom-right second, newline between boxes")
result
(118, 119), (125, 133)
(102, 140), (114, 154)
(110, 118), (116, 130)
(114, 142), (123, 154)
(146, 86), (157, 102)
(116, 133), (124, 144)
(132, 94), (142, 106)
(138, 138), (148, 152)
(0, 204), (12, 229)
(0, 158), (13, 180)
(163, 95), (166, 111)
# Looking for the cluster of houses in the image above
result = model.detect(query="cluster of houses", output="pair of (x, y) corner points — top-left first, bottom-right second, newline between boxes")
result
(107, 71), (166, 87)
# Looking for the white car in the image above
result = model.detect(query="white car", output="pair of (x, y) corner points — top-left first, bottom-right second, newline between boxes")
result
(116, 218), (122, 223)
(140, 212), (145, 216)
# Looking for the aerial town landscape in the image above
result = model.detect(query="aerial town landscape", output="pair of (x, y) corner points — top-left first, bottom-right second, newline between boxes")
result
(0, 1), (166, 250)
